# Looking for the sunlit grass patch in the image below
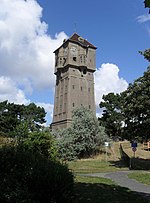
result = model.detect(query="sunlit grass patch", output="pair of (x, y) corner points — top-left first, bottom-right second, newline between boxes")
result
(68, 159), (128, 174)
(128, 172), (150, 185)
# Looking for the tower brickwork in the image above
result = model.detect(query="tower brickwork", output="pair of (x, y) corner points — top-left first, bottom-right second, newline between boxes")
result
(51, 33), (97, 130)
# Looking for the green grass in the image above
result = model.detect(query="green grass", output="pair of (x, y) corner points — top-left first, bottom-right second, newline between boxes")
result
(68, 159), (128, 174)
(75, 175), (115, 185)
(128, 172), (150, 185)
(74, 176), (149, 203)
(69, 159), (149, 202)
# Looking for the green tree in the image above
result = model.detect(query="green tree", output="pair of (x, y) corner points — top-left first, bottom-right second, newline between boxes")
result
(122, 67), (150, 140)
(22, 103), (46, 132)
(0, 101), (19, 135)
(99, 68), (150, 141)
(55, 128), (78, 161)
(99, 93), (124, 139)
(22, 131), (58, 160)
(56, 106), (108, 161)
(0, 101), (46, 137)
(139, 49), (150, 62)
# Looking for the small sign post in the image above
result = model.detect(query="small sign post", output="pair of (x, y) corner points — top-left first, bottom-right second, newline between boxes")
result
(131, 142), (137, 158)
(132, 147), (137, 158)
(130, 141), (137, 169)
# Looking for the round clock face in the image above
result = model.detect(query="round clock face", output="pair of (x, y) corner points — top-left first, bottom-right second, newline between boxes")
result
(70, 46), (77, 55)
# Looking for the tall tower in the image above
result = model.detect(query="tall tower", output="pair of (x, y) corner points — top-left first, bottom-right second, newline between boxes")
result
(51, 33), (97, 130)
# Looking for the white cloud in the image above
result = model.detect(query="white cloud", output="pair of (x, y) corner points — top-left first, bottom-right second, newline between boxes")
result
(0, 0), (68, 124)
(137, 14), (150, 23)
(0, 1), (129, 124)
(94, 63), (128, 117)
(36, 102), (54, 126)
(0, 76), (30, 104)
(0, 0), (68, 92)
(0, 75), (53, 125)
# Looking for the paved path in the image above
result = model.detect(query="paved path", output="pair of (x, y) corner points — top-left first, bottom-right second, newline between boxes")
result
(79, 171), (150, 200)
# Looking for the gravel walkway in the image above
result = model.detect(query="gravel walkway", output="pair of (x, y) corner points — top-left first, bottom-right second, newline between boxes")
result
(79, 171), (150, 200)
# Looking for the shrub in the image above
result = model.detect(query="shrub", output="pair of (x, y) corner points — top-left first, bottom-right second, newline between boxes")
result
(55, 106), (108, 161)
(22, 131), (58, 160)
(0, 145), (74, 203)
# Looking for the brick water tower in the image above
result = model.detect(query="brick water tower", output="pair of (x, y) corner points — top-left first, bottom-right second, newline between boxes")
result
(51, 33), (96, 130)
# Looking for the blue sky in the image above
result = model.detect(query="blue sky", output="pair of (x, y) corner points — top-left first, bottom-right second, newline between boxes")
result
(37, 0), (149, 81)
(0, 0), (149, 125)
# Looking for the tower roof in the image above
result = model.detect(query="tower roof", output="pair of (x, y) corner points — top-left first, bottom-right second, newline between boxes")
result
(54, 33), (97, 53)
(69, 33), (97, 49)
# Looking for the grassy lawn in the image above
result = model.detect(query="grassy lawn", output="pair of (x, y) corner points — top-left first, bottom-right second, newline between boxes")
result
(68, 159), (128, 174)
(74, 175), (149, 203)
(128, 172), (150, 185)
(68, 150), (150, 203)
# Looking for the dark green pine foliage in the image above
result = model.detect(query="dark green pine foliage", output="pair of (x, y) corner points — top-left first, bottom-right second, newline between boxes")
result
(99, 93), (124, 139)
(122, 67), (150, 140)
(0, 101), (46, 137)
(139, 49), (150, 62)
(23, 103), (46, 132)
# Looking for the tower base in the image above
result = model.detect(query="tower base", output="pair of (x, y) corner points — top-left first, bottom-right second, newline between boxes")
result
(51, 119), (72, 130)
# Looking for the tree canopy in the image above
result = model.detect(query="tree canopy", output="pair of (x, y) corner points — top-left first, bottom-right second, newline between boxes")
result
(99, 93), (124, 138)
(0, 101), (46, 137)
(99, 67), (150, 141)
(122, 67), (150, 140)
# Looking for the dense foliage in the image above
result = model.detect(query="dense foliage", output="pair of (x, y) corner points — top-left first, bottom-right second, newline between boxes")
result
(22, 131), (58, 160)
(0, 145), (74, 203)
(55, 106), (108, 161)
(99, 93), (124, 138)
(139, 49), (150, 62)
(0, 101), (46, 137)
(122, 67), (150, 140)
(99, 67), (150, 141)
